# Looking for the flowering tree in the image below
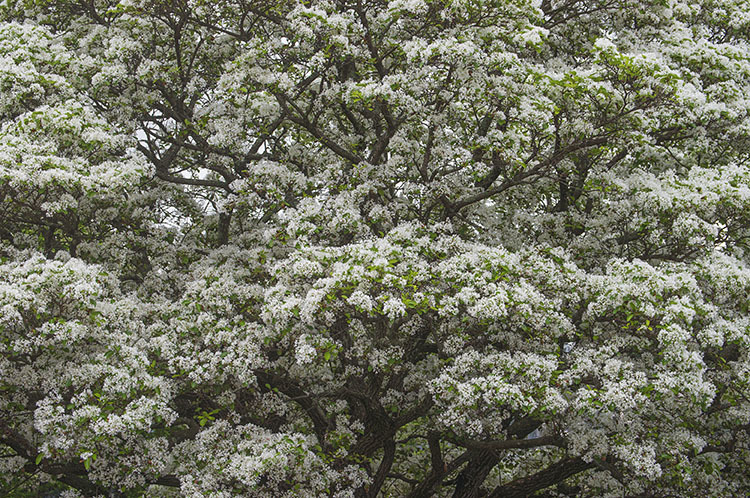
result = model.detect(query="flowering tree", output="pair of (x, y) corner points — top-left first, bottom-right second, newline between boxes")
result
(2, 0), (750, 496)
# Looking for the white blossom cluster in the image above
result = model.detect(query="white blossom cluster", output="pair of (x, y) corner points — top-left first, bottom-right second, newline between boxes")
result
(2, 0), (750, 496)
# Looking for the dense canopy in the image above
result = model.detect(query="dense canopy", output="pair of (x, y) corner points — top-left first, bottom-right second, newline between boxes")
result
(2, 0), (750, 496)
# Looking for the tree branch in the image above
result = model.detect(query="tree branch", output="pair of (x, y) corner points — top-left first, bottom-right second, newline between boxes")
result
(489, 457), (595, 498)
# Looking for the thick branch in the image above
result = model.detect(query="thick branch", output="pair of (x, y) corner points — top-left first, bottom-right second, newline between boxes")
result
(367, 439), (396, 497)
(489, 457), (595, 498)
(450, 435), (562, 452)
(427, 432), (444, 475)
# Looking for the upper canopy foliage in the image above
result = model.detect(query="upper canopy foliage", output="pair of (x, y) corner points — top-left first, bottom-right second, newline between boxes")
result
(2, 0), (750, 496)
